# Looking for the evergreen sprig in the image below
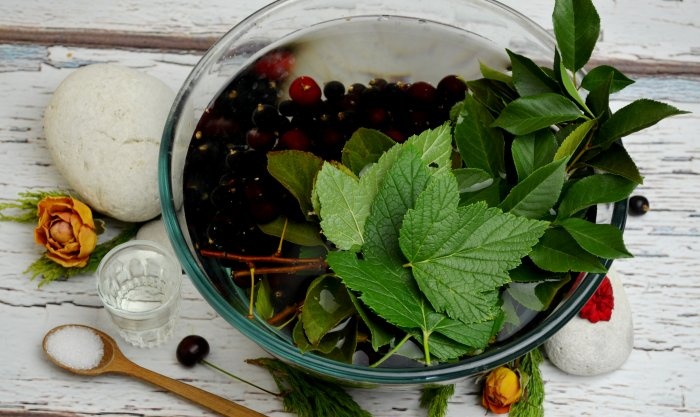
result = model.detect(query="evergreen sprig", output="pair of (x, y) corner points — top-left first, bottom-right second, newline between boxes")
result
(0, 190), (66, 222)
(420, 384), (455, 417)
(509, 348), (545, 417)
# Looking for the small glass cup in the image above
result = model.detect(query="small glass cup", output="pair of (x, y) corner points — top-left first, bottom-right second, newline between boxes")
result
(96, 240), (182, 348)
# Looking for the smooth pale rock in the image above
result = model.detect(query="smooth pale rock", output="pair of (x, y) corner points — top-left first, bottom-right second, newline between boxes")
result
(544, 267), (633, 376)
(44, 64), (175, 222)
(136, 217), (176, 259)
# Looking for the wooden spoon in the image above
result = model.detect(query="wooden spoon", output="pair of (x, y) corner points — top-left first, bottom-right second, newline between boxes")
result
(43, 324), (267, 417)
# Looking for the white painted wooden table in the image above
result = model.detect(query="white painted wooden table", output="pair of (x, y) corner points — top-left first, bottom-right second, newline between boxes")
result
(1, 1), (698, 416)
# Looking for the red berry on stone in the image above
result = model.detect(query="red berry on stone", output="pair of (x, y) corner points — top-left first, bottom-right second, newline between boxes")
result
(289, 76), (322, 106)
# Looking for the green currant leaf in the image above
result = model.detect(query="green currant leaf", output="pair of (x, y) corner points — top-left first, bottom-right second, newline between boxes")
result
(480, 61), (514, 85)
(529, 228), (607, 273)
(554, 49), (591, 114)
(552, 0), (600, 72)
(320, 319), (358, 364)
(507, 276), (571, 312)
(400, 174), (549, 324)
(255, 277), (274, 321)
(554, 119), (596, 161)
(586, 142), (644, 184)
(511, 129), (558, 182)
(595, 99), (689, 148)
(267, 150), (324, 219)
(499, 158), (568, 219)
(581, 65), (635, 94)
(557, 173), (637, 219)
(557, 218), (633, 259)
(492, 93), (584, 135)
(258, 216), (324, 247)
(341, 128), (396, 175)
(459, 177), (504, 207)
(347, 291), (394, 351)
(507, 49), (559, 97)
(407, 122), (453, 175)
(301, 275), (356, 345)
(585, 70), (614, 119)
(452, 168), (494, 193)
(454, 94), (505, 177)
(466, 78), (516, 114)
(314, 162), (372, 251)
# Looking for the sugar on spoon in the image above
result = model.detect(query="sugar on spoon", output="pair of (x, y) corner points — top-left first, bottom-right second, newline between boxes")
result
(43, 324), (267, 417)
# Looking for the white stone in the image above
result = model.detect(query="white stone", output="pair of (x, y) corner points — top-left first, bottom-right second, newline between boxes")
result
(136, 217), (176, 259)
(544, 267), (633, 376)
(44, 64), (175, 222)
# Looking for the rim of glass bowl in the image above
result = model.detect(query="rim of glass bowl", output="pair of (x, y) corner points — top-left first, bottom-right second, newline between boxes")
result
(159, 0), (628, 385)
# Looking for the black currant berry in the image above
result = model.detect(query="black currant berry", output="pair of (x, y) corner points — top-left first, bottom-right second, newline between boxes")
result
(176, 335), (210, 367)
(323, 80), (346, 102)
(628, 195), (650, 216)
(252, 103), (283, 129)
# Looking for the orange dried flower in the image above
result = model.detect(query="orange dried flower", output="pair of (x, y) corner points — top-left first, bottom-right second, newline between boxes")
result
(481, 366), (522, 414)
(33, 196), (97, 268)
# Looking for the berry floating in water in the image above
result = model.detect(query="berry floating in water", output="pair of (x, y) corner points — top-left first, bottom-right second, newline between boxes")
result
(628, 195), (650, 216)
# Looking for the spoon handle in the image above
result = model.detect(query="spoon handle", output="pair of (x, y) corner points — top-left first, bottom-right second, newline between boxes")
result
(122, 360), (268, 417)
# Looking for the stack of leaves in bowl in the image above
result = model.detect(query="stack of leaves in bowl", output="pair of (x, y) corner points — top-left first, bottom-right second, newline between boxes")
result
(187, 0), (686, 370)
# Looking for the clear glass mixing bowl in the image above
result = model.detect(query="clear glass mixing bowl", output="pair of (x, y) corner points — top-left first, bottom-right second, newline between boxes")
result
(159, 0), (627, 386)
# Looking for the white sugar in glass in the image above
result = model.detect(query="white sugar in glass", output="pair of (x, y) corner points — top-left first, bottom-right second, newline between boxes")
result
(45, 325), (104, 370)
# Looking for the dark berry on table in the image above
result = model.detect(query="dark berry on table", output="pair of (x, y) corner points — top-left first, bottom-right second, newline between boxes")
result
(245, 127), (276, 151)
(628, 195), (650, 216)
(253, 49), (295, 81)
(280, 128), (311, 151)
(289, 76), (322, 106)
(176, 335), (210, 367)
(323, 80), (346, 102)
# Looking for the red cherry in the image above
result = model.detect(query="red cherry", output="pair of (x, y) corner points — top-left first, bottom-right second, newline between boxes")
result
(289, 76), (322, 106)
(254, 50), (295, 80)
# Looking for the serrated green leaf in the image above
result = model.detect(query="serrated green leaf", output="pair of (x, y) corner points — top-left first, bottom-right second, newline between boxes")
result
(507, 49), (559, 97)
(348, 291), (394, 351)
(314, 162), (371, 251)
(320, 319), (358, 364)
(268, 150), (324, 218)
(407, 122), (453, 174)
(499, 158), (568, 219)
(258, 216), (324, 247)
(452, 168), (494, 193)
(529, 228), (607, 273)
(480, 61), (513, 85)
(557, 174), (637, 219)
(511, 129), (558, 182)
(595, 99), (689, 148)
(510, 263), (566, 283)
(363, 147), (431, 261)
(586, 142), (644, 184)
(557, 217), (632, 259)
(400, 174), (549, 323)
(581, 65), (635, 94)
(292, 319), (339, 354)
(301, 275), (356, 344)
(552, 0), (600, 72)
(554, 119), (596, 161)
(454, 95), (505, 176)
(341, 128), (396, 175)
(492, 93), (584, 135)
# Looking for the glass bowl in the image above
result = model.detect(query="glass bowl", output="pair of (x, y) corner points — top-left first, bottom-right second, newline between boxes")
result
(159, 0), (627, 386)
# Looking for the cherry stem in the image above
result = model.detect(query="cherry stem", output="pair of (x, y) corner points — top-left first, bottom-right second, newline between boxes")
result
(232, 261), (328, 279)
(200, 249), (324, 265)
(200, 359), (281, 397)
(267, 302), (302, 326)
